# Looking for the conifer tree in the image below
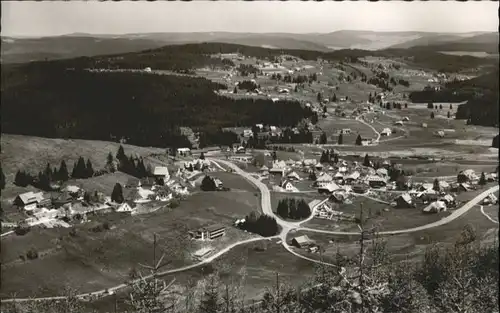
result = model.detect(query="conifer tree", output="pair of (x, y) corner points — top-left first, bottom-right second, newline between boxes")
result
(199, 152), (205, 160)
(433, 178), (440, 192)
(111, 183), (124, 203)
(363, 154), (371, 167)
(479, 172), (486, 186)
(355, 134), (363, 146)
(0, 166), (5, 190)
(116, 145), (126, 162)
(431, 112), (435, 119)
(338, 133), (343, 145)
(59, 160), (69, 181)
(333, 153), (339, 164)
(85, 159), (94, 178)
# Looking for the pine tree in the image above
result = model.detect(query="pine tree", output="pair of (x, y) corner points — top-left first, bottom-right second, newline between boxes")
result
(430, 112), (435, 119)
(333, 154), (339, 164)
(332, 93), (337, 102)
(137, 158), (147, 178)
(111, 183), (124, 203)
(201, 176), (216, 191)
(116, 145), (126, 162)
(355, 134), (363, 146)
(433, 178), (440, 192)
(319, 132), (327, 144)
(73, 157), (86, 179)
(106, 152), (117, 173)
(338, 133), (343, 145)
(199, 152), (205, 160)
(439, 104), (443, 110)
(308, 171), (317, 181)
(479, 172), (486, 185)
(450, 104), (453, 110)
(405, 103), (408, 108)
(15, 170), (26, 187)
(447, 111), (451, 118)
(0, 166), (5, 190)
(363, 154), (371, 167)
(320, 151), (329, 163)
(85, 159), (94, 178)
(58, 160), (69, 182)
(233, 86), (237, 94)
(44, 163), (53, 183)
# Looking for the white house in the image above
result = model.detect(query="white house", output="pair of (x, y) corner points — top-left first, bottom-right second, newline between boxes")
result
(280, 180), (299, 192)
(243, 129), (253, 137)
(380, 128), (392, 136)
(177, 148), (191, 155)
(153, 166), (170, 184)
(116, 201), (136, 212)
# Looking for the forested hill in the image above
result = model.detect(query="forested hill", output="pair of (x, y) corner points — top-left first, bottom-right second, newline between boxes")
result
(409, 69), (499, 127)
(1, 68), (313, 148)
(4, 41), (496, 74)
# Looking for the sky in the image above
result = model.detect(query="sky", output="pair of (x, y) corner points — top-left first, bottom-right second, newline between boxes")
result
(1, 1), (498, 37)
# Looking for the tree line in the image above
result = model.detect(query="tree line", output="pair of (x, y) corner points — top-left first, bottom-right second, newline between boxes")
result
(14, 157), (94, 191)
(237, 211), (279, 237)
(276, 198), (311, 220)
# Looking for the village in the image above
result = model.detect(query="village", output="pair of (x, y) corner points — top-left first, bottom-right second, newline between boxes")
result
(1, 44), (498, 308)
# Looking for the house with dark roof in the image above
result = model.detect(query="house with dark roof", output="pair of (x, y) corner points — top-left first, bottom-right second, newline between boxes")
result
(14, 192), (44, 211)
(395, 193), (413, 208)
(291, 235), (314, 248)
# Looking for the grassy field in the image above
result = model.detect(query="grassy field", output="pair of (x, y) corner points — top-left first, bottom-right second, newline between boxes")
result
(87, 238), (317, 312)
(0, 190), (260, 298)
(318, 117), (377, 143)
(289, 203), (499, 265)
(209, 172), (258, 192)
(0, 134), (167, 180)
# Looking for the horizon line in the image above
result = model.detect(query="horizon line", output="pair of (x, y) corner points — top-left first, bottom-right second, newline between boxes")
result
(2, 29), (495, 38)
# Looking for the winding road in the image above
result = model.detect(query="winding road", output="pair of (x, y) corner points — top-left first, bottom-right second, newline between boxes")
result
(2, 158), (498, 303)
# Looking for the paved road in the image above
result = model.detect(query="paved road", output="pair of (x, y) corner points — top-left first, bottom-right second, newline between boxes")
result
(356, 115), (381, 143)
(480, 205), (499, 224)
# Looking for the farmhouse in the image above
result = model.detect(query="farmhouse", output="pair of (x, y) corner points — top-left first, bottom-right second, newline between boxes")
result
(423, 201), (447, 213)
(376, 168), (389, 178)
(340, 128), (352, 135)
(439, 194), (456, 207)
(380, 128), (392, 136)
(394, 121), (404, 126)
(153, 166), (170, 185)
(14, 192), (44, 211)
(259, 165), (269, 176)
(344, 171), (360, 184)
(177, 148), (191, 155)
(316, 173), (334, 187)
(291, 235), (313, 248)
(395, 193), (413, 208)
(190, 224), (226, 240)
(366, 175), (387, 188)
(458, 169), (478, 183)
(318, 182), (340, 194)
(402, 117), (410, 121)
